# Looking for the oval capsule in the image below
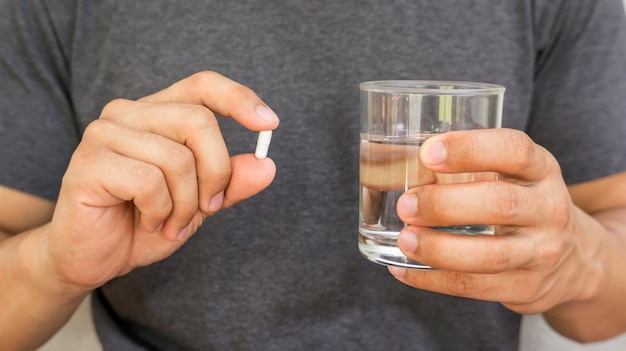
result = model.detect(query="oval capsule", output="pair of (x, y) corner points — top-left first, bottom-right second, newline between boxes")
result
(255, 130), (272, 159)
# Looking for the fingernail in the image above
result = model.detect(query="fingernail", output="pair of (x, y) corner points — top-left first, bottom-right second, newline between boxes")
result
(421, 140), (446, 165)
(208, 191), (224, 212)
(256, 105), (279, 123)
(388, 266), (407, 278)
(177, 224), (191, 241)
(398, 230), (418, 252)
(396, 193), (418, 218)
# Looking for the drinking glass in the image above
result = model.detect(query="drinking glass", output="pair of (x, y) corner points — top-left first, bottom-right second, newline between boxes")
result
(358, 80), (505, 269)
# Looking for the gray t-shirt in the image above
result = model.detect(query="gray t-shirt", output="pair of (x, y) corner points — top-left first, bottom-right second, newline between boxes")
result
(1, 1), (626, 350)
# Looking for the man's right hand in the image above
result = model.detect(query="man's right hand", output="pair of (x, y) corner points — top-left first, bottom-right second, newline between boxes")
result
(45, 71), (279, 291)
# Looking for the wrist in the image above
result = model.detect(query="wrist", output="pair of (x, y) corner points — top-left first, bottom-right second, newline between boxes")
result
(12, 224), (92, 301)
(0, 225), (89, 350)
(543, 207), (619, 342)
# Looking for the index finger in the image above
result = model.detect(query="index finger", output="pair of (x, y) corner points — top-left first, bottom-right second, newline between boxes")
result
(140, 71), (280, 132)
(420, 129), (558, 182)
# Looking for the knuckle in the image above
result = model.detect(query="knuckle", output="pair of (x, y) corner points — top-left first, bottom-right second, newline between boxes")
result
(211, 163), (232, 183)
(507, 131), (536, 169)
(133, 164), (175, 215)
(550, 198), (572, 231)
(80, 121), (99, 141)
(189, 70), (260, 117)
(536, 144), (562, 178)
(506, 131), (561, 179)
(100, 98), (133, 118)
(446, 272), (475, 295)
(517, 278), (549, 305)
(190, 70), (221, 88)
(181, 105), (219, 131)
(134, 163), (165, 190)
(485, 182), (521, 221)
(166, 146), (197, 177)
(146, 189), (174, 216)
(536, 196), (572, 263)
(81, 118), (114, 141)
(191, 70), (253, 99)
(537, 236), (566, 268)
(483, 240), (514, 273)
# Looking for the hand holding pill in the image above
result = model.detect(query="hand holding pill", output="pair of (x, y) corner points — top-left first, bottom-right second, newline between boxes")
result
(45, 71), (279, 290)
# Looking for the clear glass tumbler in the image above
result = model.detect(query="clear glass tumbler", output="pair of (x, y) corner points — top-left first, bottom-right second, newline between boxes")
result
(358, 80), (505, 269)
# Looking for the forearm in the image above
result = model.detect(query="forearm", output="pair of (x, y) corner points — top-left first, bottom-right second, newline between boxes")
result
(544, 206), (626, 343)
(0, 226), (90, 351)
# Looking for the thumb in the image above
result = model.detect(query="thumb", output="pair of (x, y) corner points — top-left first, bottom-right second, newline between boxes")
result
(212, 154), (277, 212)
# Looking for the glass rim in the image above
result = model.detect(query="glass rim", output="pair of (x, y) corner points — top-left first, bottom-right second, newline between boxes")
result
(360, 80), (505, 95)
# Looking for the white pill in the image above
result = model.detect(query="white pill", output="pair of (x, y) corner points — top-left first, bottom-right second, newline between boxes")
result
(255, 130), (272, 159)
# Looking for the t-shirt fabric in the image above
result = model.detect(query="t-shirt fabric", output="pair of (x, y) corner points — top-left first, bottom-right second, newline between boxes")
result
(1, 1), (626, 350)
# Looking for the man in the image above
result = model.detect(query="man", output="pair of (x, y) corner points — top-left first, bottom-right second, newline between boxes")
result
(1, 1), (625, 350)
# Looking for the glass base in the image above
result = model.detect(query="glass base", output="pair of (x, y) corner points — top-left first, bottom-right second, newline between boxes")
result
(358, 225), (494, 269)
(358, 231), (432, 269)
